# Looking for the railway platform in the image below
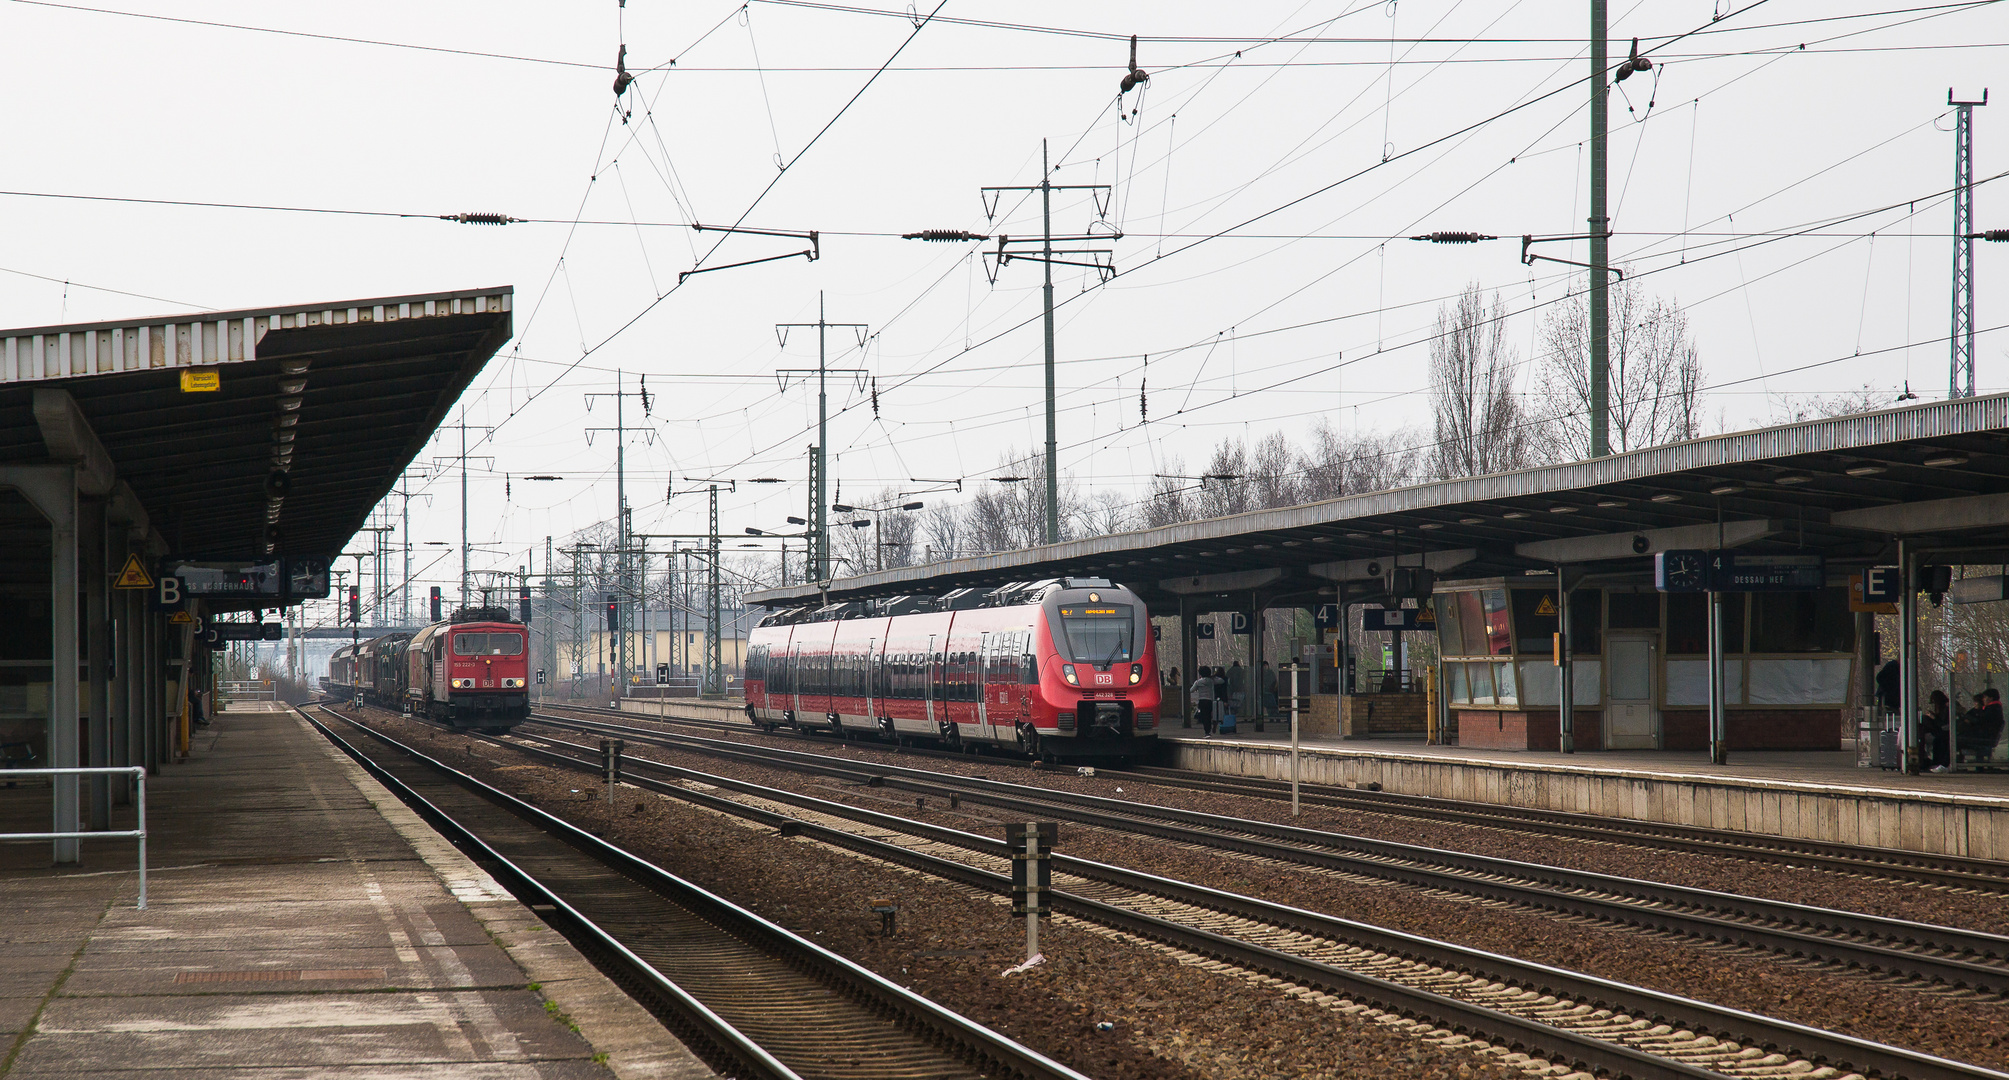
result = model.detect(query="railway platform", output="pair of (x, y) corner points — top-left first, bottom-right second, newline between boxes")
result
(1161, 725), (2009, 860)
(0, 700), (714, 1079)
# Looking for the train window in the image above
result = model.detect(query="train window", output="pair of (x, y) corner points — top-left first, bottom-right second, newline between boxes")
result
(1056, 604), (1133, 665)
(453, 632), (523, 656)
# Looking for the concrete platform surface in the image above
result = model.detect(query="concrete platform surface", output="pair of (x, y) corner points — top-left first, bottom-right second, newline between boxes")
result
(1167, 725), (2009, 798)
(1160, 727), (2009, 859)
(0, 702), (716, 1080)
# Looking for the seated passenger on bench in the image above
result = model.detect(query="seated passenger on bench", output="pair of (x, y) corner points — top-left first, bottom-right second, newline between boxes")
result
(1957, 690), (2004, 763)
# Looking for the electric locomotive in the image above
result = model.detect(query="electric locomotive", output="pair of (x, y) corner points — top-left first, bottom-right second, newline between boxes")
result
(745, 577), (1159, 760)
(404, 607), (530, 732)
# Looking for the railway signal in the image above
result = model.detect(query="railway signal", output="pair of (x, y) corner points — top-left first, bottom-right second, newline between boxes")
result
(430, 586), (442, 622)
(1006, 822), (1059, 967)
(347, 585), (360, 624)
(599, 738), (624, 804)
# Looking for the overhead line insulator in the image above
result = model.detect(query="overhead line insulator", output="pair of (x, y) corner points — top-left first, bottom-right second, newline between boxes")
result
(442, 212), (523, 225)
(903, 229), (989, 242)
(1410, 231), (1497, 244)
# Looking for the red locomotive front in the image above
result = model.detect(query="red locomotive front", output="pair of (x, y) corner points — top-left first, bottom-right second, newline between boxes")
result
(406, 608), (529, 731)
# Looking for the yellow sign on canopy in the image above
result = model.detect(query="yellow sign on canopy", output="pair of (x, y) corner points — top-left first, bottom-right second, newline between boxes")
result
(114, 554), (155, 589)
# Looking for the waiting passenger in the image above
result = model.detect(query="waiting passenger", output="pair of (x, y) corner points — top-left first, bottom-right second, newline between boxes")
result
(1922, 690), (1951, 773)
(1218, 666), (1238, 734)
(1874, 660), (1900, 713)
(1189, 669), (1216, 737)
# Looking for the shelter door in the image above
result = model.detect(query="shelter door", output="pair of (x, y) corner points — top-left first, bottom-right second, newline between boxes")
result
(1606, 634), (1658, 749)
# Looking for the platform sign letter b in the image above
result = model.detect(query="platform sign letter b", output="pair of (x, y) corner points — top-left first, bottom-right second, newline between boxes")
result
(156, 575), (183, 610)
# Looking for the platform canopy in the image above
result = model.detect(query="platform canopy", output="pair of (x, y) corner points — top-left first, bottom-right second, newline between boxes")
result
(748, 393), (2009, 609)
(0, 287), (513, 603)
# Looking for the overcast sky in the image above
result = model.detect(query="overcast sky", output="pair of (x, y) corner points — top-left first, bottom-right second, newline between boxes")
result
(3, 0), (2005, 615)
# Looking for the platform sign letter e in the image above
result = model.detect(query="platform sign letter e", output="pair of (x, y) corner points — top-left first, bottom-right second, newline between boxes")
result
(156, 575), (184, 610)
(1863, 566), (1902, 605)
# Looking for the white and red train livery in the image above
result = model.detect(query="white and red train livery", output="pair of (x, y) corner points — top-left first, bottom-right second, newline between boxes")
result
(745, 578), (1160, 758)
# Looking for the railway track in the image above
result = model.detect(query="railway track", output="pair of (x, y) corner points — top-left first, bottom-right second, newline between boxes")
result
(448, 714), (2009, 1080)
(299, 704), (1091, 1080)
(543, 701), (2009, 894)
(524, 709), (2009, 997)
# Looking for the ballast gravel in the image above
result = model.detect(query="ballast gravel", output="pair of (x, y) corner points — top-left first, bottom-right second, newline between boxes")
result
(518, 710), (2009, 1071)
(361, 711), (1537, 1080)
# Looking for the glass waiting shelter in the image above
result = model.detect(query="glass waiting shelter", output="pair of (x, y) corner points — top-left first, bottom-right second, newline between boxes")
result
(1432, 579), (1857, 751)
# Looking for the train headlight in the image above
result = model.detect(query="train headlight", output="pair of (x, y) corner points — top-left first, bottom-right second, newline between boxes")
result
(501, 678), (524, 688)
(1129, 663), (1143, 685)
(1061, 663), (1078, 686)
(452, 678), (474, 689)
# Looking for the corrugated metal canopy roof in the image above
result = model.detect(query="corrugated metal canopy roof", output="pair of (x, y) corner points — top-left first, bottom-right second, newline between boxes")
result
(0, 287), (512, 599)
(748, 393), (2009, 610)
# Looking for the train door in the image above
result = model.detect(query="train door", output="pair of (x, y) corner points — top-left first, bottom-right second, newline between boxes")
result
(923, 634), (937, 730)
(789, 643), (802, 719)
(864, 638), (877, 722)
(975, 632), (993, 742)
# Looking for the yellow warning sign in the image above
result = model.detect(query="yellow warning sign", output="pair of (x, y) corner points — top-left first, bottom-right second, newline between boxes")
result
(1534, 595), (1558, 615)
(170, 610), (194, 624)
(179, 369), (220, 392)
(114, 554), (155, 589)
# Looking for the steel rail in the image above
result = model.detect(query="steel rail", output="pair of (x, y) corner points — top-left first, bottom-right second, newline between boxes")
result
(496, 722), (2009, 1080)
(306, 706), (1090, 1080)
(526, 711), (2009, 991)
(546, 703), (2009, 893)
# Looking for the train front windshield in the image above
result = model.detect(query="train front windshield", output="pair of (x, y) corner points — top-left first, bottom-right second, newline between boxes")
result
(453, 632), (523, 656)
(1057, 604), (1135, 666)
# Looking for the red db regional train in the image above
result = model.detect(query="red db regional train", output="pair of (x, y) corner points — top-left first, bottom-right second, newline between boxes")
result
(745, 578), (1160, 760)
(326, 607), (529, 732)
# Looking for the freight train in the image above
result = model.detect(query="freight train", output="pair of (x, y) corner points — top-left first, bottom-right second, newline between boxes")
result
(745, 577), (1160, 760)
(326, 607), (529, 732)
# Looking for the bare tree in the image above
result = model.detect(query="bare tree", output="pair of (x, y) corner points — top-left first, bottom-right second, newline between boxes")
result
(1537, 278), (1705, 457)
(831, 487), (921, 572)
(919, 502), (965, 562)
(1197, 438), (1252, 519)
(1141, 458), (1198, 528)
(953, 449), (1086, 554)
(1430, 283), (1531, 478)
(1773, 383), (1901, 423)
(1073, 490), (1134, 538)
(1247, 430), (1300, 509)
(1342, 427), (1426, 493)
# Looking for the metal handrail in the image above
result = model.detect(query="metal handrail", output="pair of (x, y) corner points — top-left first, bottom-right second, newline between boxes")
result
(0, 766), (147, 909)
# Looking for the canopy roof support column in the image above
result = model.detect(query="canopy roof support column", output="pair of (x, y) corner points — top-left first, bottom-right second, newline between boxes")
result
(1708, 587), (1728, 766)
(1178, 595), (1196, 728)
(1898, 538), (1920, 775)
(84, 495), (109, 831)
(6, 466), (80, 863)
(1559, 571), (1575, 755)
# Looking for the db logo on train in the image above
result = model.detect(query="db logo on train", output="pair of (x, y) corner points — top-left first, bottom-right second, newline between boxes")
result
(1094, 672), (1113, 686)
